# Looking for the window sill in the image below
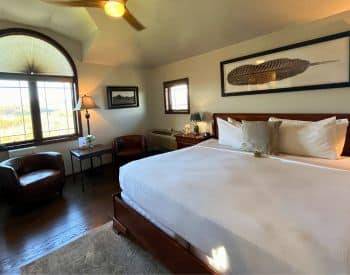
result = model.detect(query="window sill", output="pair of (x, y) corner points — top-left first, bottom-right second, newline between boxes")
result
(165, 110), (190, 114)
(3, 135), (80, 151)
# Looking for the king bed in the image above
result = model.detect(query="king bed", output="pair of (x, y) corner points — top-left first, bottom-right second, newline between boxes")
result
(113, 113), (350, 274)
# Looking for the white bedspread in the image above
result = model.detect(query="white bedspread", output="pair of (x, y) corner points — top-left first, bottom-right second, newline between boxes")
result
(120, 139), (350, 275)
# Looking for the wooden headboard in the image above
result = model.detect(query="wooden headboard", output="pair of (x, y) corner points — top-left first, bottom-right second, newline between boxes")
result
(212, 113), (350, 156)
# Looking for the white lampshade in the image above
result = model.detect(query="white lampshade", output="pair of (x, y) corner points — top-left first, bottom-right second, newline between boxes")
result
(74, 95), (99, 111)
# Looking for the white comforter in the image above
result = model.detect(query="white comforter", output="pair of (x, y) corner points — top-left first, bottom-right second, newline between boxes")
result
(120, 139), (350, 275)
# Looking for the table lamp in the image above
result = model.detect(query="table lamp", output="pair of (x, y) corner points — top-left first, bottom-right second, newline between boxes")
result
(190, 112), (202, 135)
(74, 95), (99, 135)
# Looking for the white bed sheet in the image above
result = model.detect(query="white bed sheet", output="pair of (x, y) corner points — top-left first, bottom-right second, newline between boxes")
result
(120, 139), (350, 274)
(121, 192), (176, 237)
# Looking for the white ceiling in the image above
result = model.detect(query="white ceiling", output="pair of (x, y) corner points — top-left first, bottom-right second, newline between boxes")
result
(0, 0), (349, 68)
(0, 0), (97, 42)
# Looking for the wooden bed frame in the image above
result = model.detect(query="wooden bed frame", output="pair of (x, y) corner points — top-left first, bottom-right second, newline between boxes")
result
(113, 113), (350, 274)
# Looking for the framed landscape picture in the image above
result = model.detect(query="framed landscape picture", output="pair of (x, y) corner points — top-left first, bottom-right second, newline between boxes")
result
(107, 86), (139, 109)
(220, 31), (350, 96)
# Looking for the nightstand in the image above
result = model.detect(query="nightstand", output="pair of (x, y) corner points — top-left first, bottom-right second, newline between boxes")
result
(175, 134), (212, 149)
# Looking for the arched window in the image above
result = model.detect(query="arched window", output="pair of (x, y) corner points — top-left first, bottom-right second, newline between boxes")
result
(0, 29), (81, 148)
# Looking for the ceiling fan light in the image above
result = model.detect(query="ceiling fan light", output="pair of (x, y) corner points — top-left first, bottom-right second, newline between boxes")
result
(104, 0), (125, 18)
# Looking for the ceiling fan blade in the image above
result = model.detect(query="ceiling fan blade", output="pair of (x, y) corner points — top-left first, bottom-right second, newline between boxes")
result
(42, 0), (104, 8)
(123, 7), (145, 31)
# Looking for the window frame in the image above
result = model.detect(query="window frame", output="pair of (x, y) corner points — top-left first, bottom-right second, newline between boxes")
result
(163, 78), (190, 114)
(0, 29), (82, 150)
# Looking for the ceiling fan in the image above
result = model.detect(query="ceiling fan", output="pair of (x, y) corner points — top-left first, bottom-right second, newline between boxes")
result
(43, 0), (146, 31)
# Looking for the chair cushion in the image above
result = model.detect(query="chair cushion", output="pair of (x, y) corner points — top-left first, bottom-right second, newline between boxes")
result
(19, 169), (61, 187)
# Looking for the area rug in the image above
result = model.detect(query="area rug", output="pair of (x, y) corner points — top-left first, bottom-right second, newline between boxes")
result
(21, 222), (169, 274)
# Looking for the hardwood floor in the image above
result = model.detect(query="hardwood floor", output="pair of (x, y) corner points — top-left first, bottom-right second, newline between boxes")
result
(0, 165), (118, 275)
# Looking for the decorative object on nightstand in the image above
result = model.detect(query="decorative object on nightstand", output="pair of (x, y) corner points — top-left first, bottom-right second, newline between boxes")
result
(175, 133), (212, 149)
(85, 134), (96, 149)
(74, 95), (99, 135)
(190, 112), (202, 135)
(183, 124), (191, 135)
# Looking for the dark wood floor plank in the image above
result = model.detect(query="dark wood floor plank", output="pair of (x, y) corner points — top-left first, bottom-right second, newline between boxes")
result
(0, 165), (117, 274)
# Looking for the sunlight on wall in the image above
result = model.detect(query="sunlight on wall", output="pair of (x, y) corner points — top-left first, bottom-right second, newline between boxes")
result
(206, 246), (229, 273)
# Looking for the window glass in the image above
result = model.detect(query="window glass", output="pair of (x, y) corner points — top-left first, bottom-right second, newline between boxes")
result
(0, 35), (74, 76)
(0, 80), (33, 144)
(169, 84), (188, 111)
(164, 78), (189, 114)
(38, 81), (75, 138)
(0, 31), (80, 148)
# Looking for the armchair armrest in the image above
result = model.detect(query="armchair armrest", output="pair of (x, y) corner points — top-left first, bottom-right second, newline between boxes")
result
(0, 162), (20, 195)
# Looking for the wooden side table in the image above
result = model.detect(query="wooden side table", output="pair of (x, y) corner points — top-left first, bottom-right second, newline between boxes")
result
(70, 144), (113, 191)
(175, 134), (212, 149)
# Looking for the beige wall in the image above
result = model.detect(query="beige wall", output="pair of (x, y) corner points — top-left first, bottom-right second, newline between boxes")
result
(0, 21), (148, 174)
(145, 14), (350, 133)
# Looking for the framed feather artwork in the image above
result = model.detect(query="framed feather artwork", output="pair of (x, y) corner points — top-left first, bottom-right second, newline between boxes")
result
(220, 31), (350, 96)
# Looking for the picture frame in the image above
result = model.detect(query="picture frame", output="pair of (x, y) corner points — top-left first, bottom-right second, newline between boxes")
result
(220, 31), (350, 97)
(106, 86), (139, 109)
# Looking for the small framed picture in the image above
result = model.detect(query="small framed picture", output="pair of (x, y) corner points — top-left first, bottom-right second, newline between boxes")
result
(107, 86), (139, 109)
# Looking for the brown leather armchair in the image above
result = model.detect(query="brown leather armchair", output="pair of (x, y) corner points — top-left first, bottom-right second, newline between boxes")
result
(0, 152), (65, 204)
(112, 135), (148, 177)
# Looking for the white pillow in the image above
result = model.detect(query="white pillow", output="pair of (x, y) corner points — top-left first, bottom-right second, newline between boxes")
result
(335, 119), (349, 157)
(270, 117), (348, 157)
(227, 117), (242, 127)
(217, 118), (242, 150)
(269, 117), (338, 159)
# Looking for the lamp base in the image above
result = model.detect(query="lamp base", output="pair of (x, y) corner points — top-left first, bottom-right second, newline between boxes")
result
(85, 109), (91, 135)
(194, 125), (200, 135)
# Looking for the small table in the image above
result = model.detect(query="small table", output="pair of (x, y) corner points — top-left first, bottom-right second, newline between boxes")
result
(175, 133), (212, 149)
(70, 144), (113, 191)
